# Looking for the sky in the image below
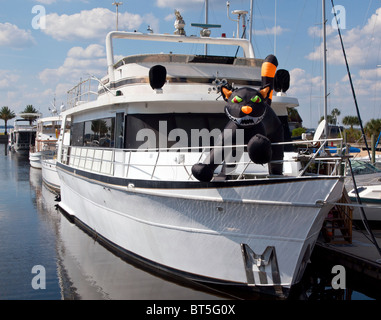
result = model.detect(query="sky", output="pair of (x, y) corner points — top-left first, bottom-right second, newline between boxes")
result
(0, 0), (380, 129)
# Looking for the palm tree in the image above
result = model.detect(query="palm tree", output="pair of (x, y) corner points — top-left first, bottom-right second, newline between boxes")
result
(319, 108), (341, 125)
(21, 105), (40, 125)
(342, 116), (360, 129)
(0, 106), (16, 135)
(365, 119), (381, 138)
(331, 108), (341, 125)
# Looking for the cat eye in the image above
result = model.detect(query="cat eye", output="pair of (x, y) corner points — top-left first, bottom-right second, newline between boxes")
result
(251, 96), (262, 103)
(231, 96), (243, 103)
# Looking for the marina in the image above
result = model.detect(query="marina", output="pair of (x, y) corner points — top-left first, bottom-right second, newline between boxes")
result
(0, 141), (380, 300)
(1, 0), (381, 302)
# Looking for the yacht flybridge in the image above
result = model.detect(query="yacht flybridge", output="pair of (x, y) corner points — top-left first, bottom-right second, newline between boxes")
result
(8, 114), (39, 154)
(56, 13), (346, 298)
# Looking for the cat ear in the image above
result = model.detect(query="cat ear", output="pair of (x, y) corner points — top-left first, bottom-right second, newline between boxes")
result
(221, 86), (233, 101)
(259, 85), (270, 99)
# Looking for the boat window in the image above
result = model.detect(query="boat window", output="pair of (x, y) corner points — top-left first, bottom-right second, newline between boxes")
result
(125, 113), (228, 150)
(84, 118), (115, 148)
(71, 122), (84, 146)
(70, 117), (116, 148)
(188, 55), (235, 64)
(349, 160), (381, 175)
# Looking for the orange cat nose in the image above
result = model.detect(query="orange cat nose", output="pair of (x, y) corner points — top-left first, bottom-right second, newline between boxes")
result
(241, 106), (252, 114)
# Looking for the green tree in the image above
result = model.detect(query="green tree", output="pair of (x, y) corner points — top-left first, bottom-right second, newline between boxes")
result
(341, 128), (361, 143)
(331, 108), (341, 125)
(365, 119), (381, 138)
(342, 116), (360, 129)
(292, 127), (306, 138)
(287, 108), (303, 123)
(319, 108), (341, 125)
(21, 105), (40, 124)
(0, 106), (16, 135)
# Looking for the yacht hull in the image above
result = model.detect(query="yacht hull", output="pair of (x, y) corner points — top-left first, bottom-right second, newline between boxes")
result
(42, 159), (60, 192)
(57, 162), (343, 297)
(29, 151), (42, 169)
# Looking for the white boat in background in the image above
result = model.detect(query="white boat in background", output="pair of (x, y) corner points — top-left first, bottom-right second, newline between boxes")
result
(29, 116), (61, 169)
(348, 185), (381, 226)
(9, 115), (38, 155)
(41, 154), (61, 192)
(346, 160), (381, 226)
(55, 10), (346, 298)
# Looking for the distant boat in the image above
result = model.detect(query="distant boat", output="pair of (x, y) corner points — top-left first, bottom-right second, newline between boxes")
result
(348, 185), (381, 227)
(9, 115), (39, 155)
(30, 116), (61, 169)
(346, 160), (381, 226)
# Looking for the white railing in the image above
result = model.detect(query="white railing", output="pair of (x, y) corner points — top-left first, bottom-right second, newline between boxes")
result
(60, 138), (347, 181)
(67, 77), (99, 109)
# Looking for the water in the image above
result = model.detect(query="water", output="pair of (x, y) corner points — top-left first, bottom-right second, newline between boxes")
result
(0, 143), (377, 300)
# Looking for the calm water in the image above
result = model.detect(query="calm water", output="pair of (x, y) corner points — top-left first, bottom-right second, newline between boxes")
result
(0, 143), (377, 300)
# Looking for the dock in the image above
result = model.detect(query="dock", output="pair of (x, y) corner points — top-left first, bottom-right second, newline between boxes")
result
(313, 228), (381, 298)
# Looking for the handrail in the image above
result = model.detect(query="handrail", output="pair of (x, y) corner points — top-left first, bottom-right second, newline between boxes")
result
(105, 31), (256, 83)
(67, 137), (342, 153)
(60, 137), (346, 181)
(67, 77), (99, 109)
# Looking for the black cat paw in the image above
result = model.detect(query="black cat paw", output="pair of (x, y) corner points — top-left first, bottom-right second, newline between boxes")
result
(191, 164), (214, 182)
(247, 134), (272, 164)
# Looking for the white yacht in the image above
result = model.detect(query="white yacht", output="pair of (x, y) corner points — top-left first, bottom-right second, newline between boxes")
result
(29, 116), (61, 169)
(9, 114), (38, 155)
(55, 15), (345, 297)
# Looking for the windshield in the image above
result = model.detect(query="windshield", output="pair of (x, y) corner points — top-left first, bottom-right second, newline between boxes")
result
(349, 160), (381, 175)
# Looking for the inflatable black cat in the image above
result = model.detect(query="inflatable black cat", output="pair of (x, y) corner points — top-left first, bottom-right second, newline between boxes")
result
(192, 54), (284, 182)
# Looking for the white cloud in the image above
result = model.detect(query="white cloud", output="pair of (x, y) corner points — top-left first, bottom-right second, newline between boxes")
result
(0, 23), (36, 49)
(0, 70), (20, 90)
(288, 68), (322, 96)
(307, 7), (381, 68)
(286, 64), (381, 128)
(156, 0), (203, 9)
(255, 26), (289, 36)
(307, 25), (336, 38)
(39, 44), (107, 84)
(67, 44), (106, 59)
(359, 67), (381, 80)
(42, 8), (145, 41)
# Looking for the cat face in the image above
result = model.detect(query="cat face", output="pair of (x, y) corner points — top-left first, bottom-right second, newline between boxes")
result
(221, 86), (270, 127)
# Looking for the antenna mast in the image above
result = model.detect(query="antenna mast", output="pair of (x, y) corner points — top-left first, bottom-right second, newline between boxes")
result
(249, 0), (253, 44)
(205, 0), (208, 55)
(226, 2), (248, 39)
(322, 0), (329, 138)
(112, 2), (123, 31)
